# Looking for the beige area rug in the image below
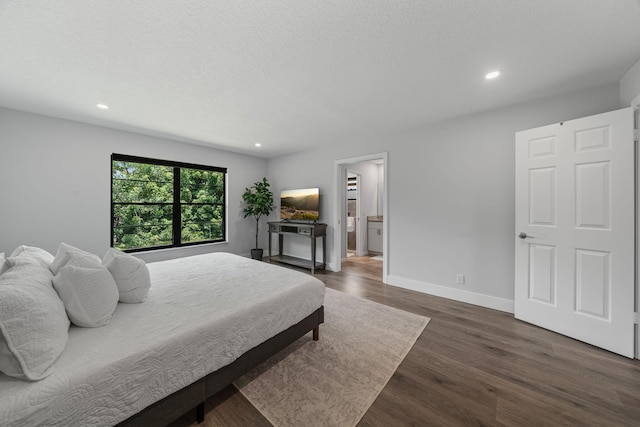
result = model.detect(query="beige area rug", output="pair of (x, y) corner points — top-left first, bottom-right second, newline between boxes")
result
(234, 288), (430, 427)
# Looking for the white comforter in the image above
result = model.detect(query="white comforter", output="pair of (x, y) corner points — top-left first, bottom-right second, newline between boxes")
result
(0, 252), (325, 426)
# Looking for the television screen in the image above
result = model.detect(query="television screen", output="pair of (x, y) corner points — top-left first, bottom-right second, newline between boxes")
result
(280, 188), (319, 221)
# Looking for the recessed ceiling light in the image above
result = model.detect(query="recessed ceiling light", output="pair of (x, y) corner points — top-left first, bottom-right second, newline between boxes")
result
(255, 143), (262, 147)
(96, 103), (109, 110)
(485, 70), (501, 80)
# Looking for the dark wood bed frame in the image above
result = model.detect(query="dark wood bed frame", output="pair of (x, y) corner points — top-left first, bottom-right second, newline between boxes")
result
(117, 306), (324, 427)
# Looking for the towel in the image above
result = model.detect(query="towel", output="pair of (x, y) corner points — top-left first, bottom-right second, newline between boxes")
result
(347, 217), (356, 232)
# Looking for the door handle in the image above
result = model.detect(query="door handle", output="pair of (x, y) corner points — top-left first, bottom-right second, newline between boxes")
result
(518, 232), (532, 239)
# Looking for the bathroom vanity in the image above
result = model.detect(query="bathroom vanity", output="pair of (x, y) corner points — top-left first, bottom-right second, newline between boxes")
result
(367, 216), (383, 254)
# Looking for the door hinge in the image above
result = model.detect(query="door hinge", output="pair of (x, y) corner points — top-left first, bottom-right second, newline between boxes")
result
(634, 129), (638, 143)
(635, 312), (640, 324)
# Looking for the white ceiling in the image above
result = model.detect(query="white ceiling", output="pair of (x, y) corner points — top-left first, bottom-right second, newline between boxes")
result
(1, 1), (640, 158)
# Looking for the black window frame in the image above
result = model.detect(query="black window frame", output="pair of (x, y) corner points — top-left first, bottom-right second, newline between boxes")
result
(111, 153), (227, 253)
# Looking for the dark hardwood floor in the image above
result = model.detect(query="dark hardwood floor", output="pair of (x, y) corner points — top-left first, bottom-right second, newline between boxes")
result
(172, 256), (640, 426)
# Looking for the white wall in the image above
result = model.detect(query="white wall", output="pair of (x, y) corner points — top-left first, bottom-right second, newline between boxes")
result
(620, 57), (640, 106)
(267, 82), (621, 311)
(0, 108), (268, 261)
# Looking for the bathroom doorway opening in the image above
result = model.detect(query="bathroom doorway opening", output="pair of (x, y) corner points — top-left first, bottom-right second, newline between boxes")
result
(334, 152), (387, 283)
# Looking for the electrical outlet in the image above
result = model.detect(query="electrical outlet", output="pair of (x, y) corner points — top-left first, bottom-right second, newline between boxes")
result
(456, 274), (465, 284)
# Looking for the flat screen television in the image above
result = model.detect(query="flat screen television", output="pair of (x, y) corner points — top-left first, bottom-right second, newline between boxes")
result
(280, 188), (319, 221)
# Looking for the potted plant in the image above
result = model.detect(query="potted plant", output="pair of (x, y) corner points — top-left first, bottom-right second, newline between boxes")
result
(242, 177), (274, 260)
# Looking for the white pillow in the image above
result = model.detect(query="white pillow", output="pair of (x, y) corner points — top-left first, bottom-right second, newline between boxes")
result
(0, 252), (9, 276)
(8, 245), (54, 269)
(53, 265), (119, 328)
(0, 264), (70, 381)
(102, 248), (151, 303)
(51, 242), (101, 275)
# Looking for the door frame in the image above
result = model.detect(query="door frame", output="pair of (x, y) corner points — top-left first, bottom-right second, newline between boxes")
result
(334, 152), (388, 283)
(632, 94), (640, 359)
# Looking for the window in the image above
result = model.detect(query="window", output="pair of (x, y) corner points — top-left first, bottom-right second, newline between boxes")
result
(111, 154), (226, 252)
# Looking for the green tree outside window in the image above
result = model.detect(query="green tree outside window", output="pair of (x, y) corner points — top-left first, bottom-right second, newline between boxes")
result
(111, 155), (226, 251)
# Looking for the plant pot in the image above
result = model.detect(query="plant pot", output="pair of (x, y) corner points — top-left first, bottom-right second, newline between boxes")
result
(250, 248), (264, 260)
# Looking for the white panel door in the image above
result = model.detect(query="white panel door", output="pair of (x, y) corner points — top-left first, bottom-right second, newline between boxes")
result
(515, 108), (635, 358)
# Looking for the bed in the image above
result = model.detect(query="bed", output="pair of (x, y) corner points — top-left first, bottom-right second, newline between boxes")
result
(0, 251), (325, 427)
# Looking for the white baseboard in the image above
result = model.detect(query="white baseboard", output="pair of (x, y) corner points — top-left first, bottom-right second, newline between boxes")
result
(387, 275), (515, 314)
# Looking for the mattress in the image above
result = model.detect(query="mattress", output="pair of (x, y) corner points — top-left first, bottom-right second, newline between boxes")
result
(0, 252), (325, 426)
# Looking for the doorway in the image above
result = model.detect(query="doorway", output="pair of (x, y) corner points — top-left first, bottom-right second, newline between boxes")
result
(334, 152), (388, 283)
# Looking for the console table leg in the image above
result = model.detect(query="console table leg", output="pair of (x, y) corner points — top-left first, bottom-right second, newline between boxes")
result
(322, 235), (326, 269)
(311, 237), (316, 274)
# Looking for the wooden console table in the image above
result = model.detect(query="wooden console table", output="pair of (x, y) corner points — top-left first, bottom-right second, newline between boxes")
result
(268, 221), (327, 274)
